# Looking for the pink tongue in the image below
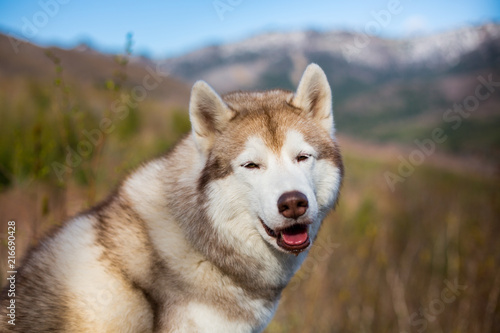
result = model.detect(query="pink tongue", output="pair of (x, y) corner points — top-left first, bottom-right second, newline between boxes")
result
(281, 230), (308, 246)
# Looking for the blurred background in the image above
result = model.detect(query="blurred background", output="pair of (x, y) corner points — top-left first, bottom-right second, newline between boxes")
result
(0, 0), (499, 332)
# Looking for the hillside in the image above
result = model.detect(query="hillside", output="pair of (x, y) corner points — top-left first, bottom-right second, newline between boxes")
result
(0, 34), (190, 105)
(0, 34), (192, 189)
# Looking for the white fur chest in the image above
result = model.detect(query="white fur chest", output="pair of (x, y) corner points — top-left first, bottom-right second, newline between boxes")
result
(170, 299), (277, 333)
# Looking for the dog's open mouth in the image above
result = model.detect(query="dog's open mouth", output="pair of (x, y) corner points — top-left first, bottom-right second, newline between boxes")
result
(260, 219), (311, 254)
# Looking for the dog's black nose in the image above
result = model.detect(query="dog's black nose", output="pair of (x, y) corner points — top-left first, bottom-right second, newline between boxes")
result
(277, 191), (308, 219)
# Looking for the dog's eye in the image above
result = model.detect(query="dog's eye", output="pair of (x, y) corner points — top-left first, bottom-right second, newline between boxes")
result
(296, 154), (310, 162)
(242, 162), (260, 169)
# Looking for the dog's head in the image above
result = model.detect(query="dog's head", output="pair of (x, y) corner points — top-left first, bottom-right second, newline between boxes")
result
(189, 64), (343, 255)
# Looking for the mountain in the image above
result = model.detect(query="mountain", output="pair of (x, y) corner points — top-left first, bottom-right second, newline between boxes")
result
(160, 23), (500, 92)
(160, 23), (500, 166)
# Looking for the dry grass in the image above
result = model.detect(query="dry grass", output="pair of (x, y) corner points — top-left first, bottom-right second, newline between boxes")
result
(0, 43), (499, 332)
(1, 142), (498, 332)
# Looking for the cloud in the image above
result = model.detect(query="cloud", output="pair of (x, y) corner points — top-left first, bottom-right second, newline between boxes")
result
(402, 15), (429, 36)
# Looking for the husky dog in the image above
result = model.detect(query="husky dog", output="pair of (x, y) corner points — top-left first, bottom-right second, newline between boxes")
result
(1, 64), (343, 332)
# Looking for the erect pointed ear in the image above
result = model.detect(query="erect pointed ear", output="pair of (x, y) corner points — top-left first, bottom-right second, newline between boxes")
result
(291, 63), (335, 138)
(189, 81), (234, 153)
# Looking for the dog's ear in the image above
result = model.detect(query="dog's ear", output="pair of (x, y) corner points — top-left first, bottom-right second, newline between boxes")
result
(292, 63), (335, 138)
(189, 81), (234, 153)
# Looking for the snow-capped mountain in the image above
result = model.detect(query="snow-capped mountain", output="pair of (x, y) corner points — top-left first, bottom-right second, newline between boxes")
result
(160, 23), (500, 92)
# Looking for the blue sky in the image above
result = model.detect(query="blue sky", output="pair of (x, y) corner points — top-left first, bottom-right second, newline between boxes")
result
(0, 0), (499, 58)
